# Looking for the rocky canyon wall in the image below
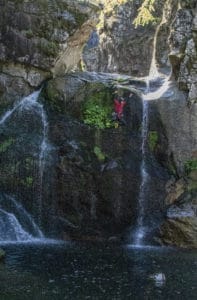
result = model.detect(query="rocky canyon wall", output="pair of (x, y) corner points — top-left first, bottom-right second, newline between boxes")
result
(0, 0), (197, 246)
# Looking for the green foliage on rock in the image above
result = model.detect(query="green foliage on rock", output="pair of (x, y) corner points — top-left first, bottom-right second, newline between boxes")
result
(148, 130), (158, 151)
(40, 41), (59, 57)
(184, 159), (197, 174)
(94, 146), (106, 161)
(83, 87), (113, 129)
(0, 138), (15, 153)
(23, 29), (34, 39)
(23, 176), (34, 188)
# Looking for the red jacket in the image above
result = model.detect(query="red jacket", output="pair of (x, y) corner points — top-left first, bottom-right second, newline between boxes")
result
(114, 99), (126, 118)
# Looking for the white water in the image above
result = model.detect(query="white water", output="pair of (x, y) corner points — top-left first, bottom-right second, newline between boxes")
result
(37, 102), (50, 223)
(133, 99), (149, 246)
(0, 90), (50, 241)
(0, 194), (43, 241)
(0, 209), (33, 241)
(0, 90), (40, 125)
(133, 4), (171, 246)
(0, 195), (43, 238)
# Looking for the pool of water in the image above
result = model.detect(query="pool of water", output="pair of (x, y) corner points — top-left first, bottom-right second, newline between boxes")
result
(0, 242), (196, 299)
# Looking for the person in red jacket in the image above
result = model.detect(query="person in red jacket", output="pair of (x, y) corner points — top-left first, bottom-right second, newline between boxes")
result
(114, 96), (126, 121)
(114, 98), (126, 120)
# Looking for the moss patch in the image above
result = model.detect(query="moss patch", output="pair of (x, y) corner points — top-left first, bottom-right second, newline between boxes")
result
(148, 131), (158, 151)
(185, 159), (197, 174)
(94, 146), (105, 161)
(21, 176), (34, 188)
(0, 138), (15, 153)
(39, 40), (59, 57)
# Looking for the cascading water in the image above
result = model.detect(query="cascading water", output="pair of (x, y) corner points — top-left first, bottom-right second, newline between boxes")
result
(133, 98), (149, 246)
(0, 194), (43, 241)
(133, 4), (171, 246)
(0, 89), (50, 242)
(37, 101), (50, 223)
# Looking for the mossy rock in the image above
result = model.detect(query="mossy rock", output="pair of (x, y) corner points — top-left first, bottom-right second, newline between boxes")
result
(188, 179), (197, 192)
(94, 146), (106, 161)
(41, 82), (65, 113)
(0, 138), (15, 154)
(148, 131), (159, 151)
(184, 159), (197, 174)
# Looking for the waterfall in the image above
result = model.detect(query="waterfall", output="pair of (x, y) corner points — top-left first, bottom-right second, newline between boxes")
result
(37, 102), (50, 223)
(0, 90), (41, 125)
(133, 5), (170, 246)
(133, 99), (149, 246)
(0, 194), (43, 241)
(0, 89), (50, 241)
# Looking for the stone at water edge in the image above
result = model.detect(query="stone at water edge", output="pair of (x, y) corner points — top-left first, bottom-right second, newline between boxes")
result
(0, 248), (5, 260)
(159, 217), (197, 248)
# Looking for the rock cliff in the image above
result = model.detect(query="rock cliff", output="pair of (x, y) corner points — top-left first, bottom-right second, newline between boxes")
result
(0, 0), (100, 106)
(0, 0), (197, 247)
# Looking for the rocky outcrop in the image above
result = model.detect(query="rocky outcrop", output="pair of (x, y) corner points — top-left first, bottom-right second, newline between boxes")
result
(83, 0), (157, 76)
(41, 72), (142, 239)
(0, 0), (196, 246)
(153, 0), (197, 248)
(158, 163), (197, 247)
(83, 0), (180, 76)
(169, 0), (197, 104)
(0, 0), (100, 106)
(159, 217), (197, 248)
(38, 72), (169, 240)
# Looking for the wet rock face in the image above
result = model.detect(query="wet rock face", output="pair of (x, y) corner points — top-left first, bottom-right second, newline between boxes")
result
(39, 73), (169, 240)
(41, 73), (141, 239)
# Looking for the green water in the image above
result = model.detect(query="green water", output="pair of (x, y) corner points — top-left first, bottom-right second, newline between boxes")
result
(0, 242), (196, 299)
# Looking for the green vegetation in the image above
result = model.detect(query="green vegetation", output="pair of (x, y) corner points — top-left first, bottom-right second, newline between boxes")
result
(133, 0), (157, 27)
(94, 146), (106, 161)
(168, 162), (177, 176)
(24, 29), (34, 39)
(188, 181), (197, 192)
(21, 176), (33, 188)
(0, 138), (14, 153)
(184, 159), (197, 174)
(40, 41), (59, 57)
(148, 131), (158, 151)
(43, 83), (63, 113)
(83, 87), (113, 129)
